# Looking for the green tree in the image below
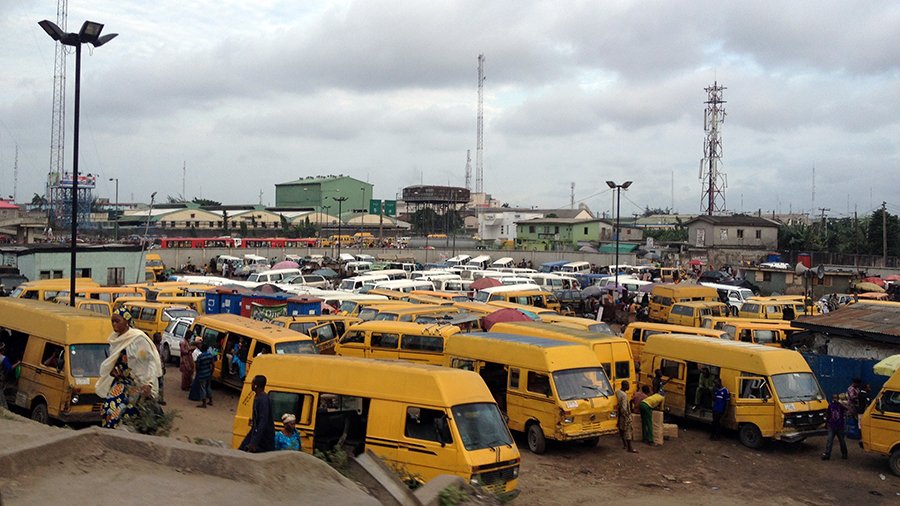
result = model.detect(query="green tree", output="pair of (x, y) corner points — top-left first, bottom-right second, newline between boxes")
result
(192, 197), (222, 207)
(866, 208), (900, 256)
(30, 193), (47, 211)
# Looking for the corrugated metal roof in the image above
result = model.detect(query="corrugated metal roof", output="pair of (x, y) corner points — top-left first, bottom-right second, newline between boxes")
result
(793, 302), (900, 344)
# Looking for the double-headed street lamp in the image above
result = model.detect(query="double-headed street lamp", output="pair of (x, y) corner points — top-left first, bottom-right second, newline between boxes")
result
(606, 180), (633, 301)
(39, 19), (117, 305)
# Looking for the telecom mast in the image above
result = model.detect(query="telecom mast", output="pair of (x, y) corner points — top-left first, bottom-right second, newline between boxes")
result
(475, 54), (485, 195)
(47, 0), (68, 224)
(464, 149), (472, 191)
(570, 182), (575, 209)
(699, 81), (727, 215)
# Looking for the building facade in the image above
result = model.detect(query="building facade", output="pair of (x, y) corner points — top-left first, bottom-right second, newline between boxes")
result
(0, 245), (146, 286)
(275, 175), (373, 212)
(515, 218), (608, 251)
(686, 215), (779, 249)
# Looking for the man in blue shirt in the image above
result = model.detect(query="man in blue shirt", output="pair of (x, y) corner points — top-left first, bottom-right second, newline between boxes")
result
(711, 377), (730, 440)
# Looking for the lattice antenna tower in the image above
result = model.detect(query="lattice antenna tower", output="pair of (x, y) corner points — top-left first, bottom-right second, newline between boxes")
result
(48, 0), (68, 192)
(464, 149), (472, 191)
(475, 54), (485, 195)
(698, 81), (727, 215)
(570, 182), (575, 209)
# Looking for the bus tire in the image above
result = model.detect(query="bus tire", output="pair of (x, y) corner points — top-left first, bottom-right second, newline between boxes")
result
(738, 423), (763, 449)
(890, 449), (900, 477)
(30, 401), (49, 425)
(527, 422), (547, 454)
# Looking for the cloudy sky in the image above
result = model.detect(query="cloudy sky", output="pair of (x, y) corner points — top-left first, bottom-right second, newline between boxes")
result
(1, 1), (898, 219)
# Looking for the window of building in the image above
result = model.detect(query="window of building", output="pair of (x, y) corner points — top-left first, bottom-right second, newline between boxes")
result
(107, 267), (125, 286)
(584, 227), (588, 234)
(763, 271), (772, 281)
(554, 226), (560, 234)
(719, 228), (728, 241)
(737, 229), (744, 239)
(529, 226), (535, 233)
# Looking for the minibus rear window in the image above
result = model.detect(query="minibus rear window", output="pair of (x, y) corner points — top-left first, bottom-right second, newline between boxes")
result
(70, 344), (109, 377)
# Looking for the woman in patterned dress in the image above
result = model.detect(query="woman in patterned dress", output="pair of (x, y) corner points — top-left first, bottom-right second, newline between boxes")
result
(95, 307), (162, 429)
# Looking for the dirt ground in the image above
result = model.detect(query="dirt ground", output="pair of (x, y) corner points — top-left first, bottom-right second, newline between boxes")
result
(154, 369), (900, 505)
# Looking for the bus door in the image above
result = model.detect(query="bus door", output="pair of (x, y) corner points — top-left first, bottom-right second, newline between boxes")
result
(656, 357), (686, 417)
(734, 376), (774, 432)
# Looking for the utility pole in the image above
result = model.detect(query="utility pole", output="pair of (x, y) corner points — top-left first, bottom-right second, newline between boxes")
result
(883, 201), (888, 266)
(818, 207), (830, 248)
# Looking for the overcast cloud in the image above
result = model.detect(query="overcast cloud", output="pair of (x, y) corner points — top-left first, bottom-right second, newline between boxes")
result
(0, 0), (898, 219)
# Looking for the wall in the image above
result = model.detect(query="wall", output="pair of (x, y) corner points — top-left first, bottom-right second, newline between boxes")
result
(688, 222), (777, 249)
(15, 249), (146, 285)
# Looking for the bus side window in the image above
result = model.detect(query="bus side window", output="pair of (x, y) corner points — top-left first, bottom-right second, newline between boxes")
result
(527, 372), (551, 397)
(660, 359), (683, 380)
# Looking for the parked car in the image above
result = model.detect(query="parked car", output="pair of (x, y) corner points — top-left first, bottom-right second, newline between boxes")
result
(697, 270), (733, 284)
(161, 315), (196, 364)
(282, 274), (331, 289)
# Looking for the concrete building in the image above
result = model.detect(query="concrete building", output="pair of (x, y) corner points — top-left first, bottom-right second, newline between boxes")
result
(275, 175), (373, 212)
(0, 244), (146, 286)
(515, 217), (609, 251)
(685, 215), (779, 250)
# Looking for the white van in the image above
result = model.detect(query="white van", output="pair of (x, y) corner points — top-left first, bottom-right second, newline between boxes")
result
(473, 284), (542, 303)
(375, 269), (410, 280)
(372, 279), (436, 293)
(446, 255), (471, 267)
(495, 267), (537, 274)
(700, 282), (755, 313)
(467, 255), (492, 270)
(491, 257), (515, 268)
(441, 279), (473, 294)
(345, 261), (373, 275)
(355, 254), (376, 262)
(523, 273), (579, 290)
(339, 274), (390, 292)
(247, 268), (303, 284)
(560, 261), (591, 274)
(410, 269), (453, 280)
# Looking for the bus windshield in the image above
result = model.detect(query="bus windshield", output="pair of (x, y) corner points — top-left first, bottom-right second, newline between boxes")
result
(553, 367), (613, 401)
(771, 372), (824, 403)
(69, 344), (109, 377)
(452, 403), (513, 451)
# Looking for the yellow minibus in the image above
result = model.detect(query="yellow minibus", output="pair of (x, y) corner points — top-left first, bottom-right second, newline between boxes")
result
(648, 284), (718, 322)
(270, 314), (361, 354)
(445, 332), (617, 453)
(0, 298), (111, 424)
(666, 301), (729, 327)
(720, 319), (800, 347)
(11, 278), (99, 301)
(640, 334), (827, 448)
(488, 321), (636, 395)
(335, 321), (460, 366)
(860, 368), (900, 476)
(54, 296), (113, 317)
(621, 322), (726, 369)
(232, 354), (520, 498)
(190, 314), (317, 390)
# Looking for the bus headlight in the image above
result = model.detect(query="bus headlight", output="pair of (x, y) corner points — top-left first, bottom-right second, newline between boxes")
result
(609, 411), (617, 419)
(563, 416), (574, 424)
(470, 474), (482, 486)
(71, 394), (79, 405)
(512, 466), (519, 478)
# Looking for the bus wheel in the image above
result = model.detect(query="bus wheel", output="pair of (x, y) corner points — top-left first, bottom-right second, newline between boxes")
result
(527, 423), (547, 454)
(890, 449), (900, 477)
(31, 402), (49, 425)
(738, 423), (763, 449)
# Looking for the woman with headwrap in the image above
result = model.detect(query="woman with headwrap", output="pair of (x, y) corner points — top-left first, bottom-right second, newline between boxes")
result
(275, 413), (301, 451)
(95, 307), (163, 429)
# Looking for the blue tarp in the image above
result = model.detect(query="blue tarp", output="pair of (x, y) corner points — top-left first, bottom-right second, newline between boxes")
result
(801, 352), (887, 400)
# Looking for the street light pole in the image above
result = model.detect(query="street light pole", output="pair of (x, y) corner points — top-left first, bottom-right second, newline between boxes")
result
(39, 19), (117, 306)
(109, 177), (119, 241)
(333, 196), (348, 260)
(606, 180), (633, 302)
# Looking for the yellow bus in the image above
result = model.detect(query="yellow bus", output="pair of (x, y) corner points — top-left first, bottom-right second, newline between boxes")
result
(270, 314), (361, 354)
(860, 367), (900, 476)
(409, 290), (470, 303)
(54, 296), (113, 317)
(335, 321), (460, 366)
(445, 332), (617, 453)
(190, 314), (317, 390)
(648, 284), (718, 322)
(371, 305), (460, 322)
(10, 278), (99, 301)
(474, 287), (561, 312)
(640, 334), (827, 448)
(621, 322), (726, 369)
(0, 298), (111, 424)
(234, 355), (521, 497)
(488, 321), (636, 395)
(719, 319), (800, 347)
(666, 301), (729, 327)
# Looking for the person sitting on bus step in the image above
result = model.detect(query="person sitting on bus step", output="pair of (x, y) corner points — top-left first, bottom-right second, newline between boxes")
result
(693, 367), (714, 410)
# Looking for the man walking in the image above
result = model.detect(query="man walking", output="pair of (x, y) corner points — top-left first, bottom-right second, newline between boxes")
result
(615, 381), (638, 453)
(710, 377), (730, 440)
(189, 343), (214, 408)
(240, 375), (275, 453)
(822, 394), (848, 460)
(639, 390), (665, 446)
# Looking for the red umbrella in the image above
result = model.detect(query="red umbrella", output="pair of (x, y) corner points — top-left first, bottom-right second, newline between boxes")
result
(483, 308), (532, 331)
(862, 276), (886, 287)
(471, 277), (503, 290)
(885, 275), (900, 282)
(272, 260), (300, 270)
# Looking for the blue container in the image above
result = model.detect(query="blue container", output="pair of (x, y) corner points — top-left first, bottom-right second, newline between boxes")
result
(287, 296), (323, 317)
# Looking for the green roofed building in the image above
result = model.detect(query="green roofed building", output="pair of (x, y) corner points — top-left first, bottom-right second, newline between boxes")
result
(275, 175), (373, 213)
